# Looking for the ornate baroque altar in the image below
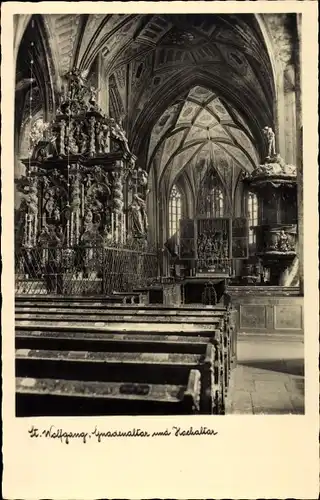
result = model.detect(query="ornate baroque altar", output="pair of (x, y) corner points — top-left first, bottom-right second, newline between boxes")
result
(15, 69), (157, 295)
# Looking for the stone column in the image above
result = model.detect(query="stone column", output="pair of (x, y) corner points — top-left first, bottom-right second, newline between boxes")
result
(97, 53), (109, 115)
(266, 14), (302, 292)
(275, 61), (297, 163)
(275, 70), (286, 159)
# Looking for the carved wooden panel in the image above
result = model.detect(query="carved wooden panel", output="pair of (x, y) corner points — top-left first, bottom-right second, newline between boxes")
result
(274, 305), (303, 330)
(240, 304), (266, 329)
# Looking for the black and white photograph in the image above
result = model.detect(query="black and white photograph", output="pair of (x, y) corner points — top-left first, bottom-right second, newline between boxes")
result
(2, 2), (319, 498)
(13, 11), (306, 418)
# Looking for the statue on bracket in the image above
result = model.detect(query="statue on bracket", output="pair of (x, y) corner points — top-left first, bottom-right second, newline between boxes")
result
(263, 126), (276, 159)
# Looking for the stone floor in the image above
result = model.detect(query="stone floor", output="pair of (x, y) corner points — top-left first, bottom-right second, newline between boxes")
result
(226, 335), (304, 415)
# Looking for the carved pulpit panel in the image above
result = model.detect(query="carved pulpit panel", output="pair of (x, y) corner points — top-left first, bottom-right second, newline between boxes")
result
(179, 219), (196, 259)
(232, 217), (249, 259)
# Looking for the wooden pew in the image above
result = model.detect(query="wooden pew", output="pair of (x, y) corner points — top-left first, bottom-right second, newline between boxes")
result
(16, 324), (221, 414)
(15, 299), (233, 391)
(16, 368), (201, 417)
(15, 299), (236, 415)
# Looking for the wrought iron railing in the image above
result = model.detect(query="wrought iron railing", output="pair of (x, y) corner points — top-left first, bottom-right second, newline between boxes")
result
(15, 242), (159, 296)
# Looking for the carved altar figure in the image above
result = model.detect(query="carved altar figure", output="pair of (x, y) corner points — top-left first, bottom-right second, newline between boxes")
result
(80, 131), (88, 154)
(83, 209), (94, 231)
(30, 118), (50, 146)
(89, 86), (100, 109)
(65, 123), (79, 154)
(96, 122), (109, 154)
(53, 206), (60, 222)
(137, 168), (148, 187)
(38, 224), (64, 247)
(44, 190), (55, 219)
(129, 194), (148, 237)
(67, 68), (88, 101)
(103, 225), (113, 245)
(278, 229), (289, 252)
(263, 126), (276, 158)
(109, 118), (131, 154)
(81, 208), (102, 245)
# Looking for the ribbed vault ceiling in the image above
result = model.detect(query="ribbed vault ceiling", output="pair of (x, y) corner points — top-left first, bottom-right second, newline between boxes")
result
(148, 86), (259, 188)
(16, 13), (276, 163)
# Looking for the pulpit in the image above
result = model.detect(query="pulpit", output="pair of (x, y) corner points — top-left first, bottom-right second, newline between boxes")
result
(244, 152), (298, 286)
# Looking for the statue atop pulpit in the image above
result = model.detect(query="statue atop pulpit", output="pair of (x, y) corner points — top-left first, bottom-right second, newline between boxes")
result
(247, 127), (297, 180)
(263, 126), (276, 159)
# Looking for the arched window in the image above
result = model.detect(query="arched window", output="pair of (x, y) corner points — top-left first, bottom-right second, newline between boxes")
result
(197, 168), (229, 217)
(247, 191), (258, 245)
(206, 186), (225, 218)
(169, 184), (182, 238)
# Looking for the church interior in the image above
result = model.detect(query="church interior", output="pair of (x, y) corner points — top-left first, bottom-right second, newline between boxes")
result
(14, 13), (304, 416)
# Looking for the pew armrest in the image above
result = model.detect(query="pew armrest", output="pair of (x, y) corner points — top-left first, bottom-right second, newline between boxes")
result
(204, 342), (214, 365)
(183, 369), (201, 413)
